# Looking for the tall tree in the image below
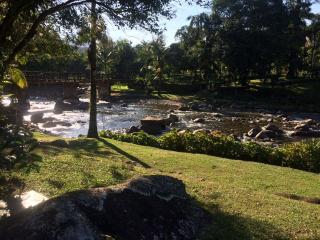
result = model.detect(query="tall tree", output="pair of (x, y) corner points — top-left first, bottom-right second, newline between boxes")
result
(0, 0), (207, 82)
(87, 0), (98, 138)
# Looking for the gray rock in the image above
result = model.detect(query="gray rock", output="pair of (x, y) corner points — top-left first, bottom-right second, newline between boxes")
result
(189, 102), (199, 111)
(178, 130), (188, 135)
(54, 100), (89, 113)
(76, 101), (89, 110)
(0, 175), (210, 240)
(263, 123), (283, 134)
(212, 113), (223, 118)
(267, 118), (273, 123)
(168, 114), (179, 123)
(294, 123), (310, 131)
(178, 105), (188, 111)
(127, 126), (140, 134)
(57, 122), (72, 127)
(42, 121), (57, 128)
(194, 118), (205, 124)
(30, 112), (44, 124)
(255, 130), (278, 139)
(247, 126), (262, 138)
(140, 116), (166, 135)
(193, 129), (209, 134)
(290, 129), (320, 137)
(302, 119), (316, 126)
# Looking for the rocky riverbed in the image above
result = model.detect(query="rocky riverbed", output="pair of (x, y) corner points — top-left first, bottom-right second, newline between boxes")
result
(24, 97), (320, 144)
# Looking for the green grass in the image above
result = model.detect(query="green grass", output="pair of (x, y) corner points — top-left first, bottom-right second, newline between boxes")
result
(2, 133), (320, 239)
(111, 83), (131, 92)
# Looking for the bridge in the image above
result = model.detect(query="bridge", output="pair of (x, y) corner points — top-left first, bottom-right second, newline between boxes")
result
(23, 71), (116, 99)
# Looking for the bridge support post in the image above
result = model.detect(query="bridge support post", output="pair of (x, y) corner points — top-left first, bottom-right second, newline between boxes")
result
(63, 83), (78, 99)
(97, 80), (111, 99)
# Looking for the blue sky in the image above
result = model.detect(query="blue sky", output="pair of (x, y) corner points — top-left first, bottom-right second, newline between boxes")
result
(109, 2), (320, 46)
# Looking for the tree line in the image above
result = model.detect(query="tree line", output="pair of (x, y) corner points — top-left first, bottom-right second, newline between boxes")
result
(16, 0), (320, 90)
(1, 0), (320, 137)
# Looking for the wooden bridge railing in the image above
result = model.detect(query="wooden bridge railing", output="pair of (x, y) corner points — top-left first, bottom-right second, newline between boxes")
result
(23, 71), (115, 84)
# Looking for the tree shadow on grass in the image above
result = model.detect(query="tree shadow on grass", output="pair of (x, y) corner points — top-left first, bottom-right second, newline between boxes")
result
(199, 200), (290, 240)
(0, 152), (43, 217)
(41, 138), (113, 157)
(98, 138), (151, 169)
(43, 138), (150, 168)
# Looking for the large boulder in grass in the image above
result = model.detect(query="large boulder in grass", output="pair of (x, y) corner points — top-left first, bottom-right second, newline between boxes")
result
(0, 175), (210, 240)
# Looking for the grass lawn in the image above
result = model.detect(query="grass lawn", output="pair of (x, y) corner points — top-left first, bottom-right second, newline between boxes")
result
(2, 133), (319, 239)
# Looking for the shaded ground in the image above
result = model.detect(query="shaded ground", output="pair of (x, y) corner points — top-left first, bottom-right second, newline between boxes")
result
(1, 133), (319, 239)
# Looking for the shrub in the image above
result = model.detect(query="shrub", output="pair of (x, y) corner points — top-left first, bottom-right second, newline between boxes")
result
(158, 130), (187, 151)
(279, 140), (320, 173)
(241, 142), (273, 163)
(207, 133), (243, 159)
(100, 130), (159, 148)
(0, 124), (38, 170)
(99, 129), (320, 173)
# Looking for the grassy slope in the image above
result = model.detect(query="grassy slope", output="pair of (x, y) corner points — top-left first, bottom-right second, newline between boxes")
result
(4, 134), (320, 240)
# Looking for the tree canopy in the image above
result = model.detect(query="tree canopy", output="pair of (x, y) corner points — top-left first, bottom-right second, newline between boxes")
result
(0, 0), (207, 81)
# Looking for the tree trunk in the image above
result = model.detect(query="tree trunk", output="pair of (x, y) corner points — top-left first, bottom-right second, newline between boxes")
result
(87, 0), (98, 138)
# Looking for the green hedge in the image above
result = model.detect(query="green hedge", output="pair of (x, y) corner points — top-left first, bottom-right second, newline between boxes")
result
(100, 130), (320, 173)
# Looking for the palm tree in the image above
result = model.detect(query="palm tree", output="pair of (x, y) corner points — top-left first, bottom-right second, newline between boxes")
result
(87, 0), (98, 138)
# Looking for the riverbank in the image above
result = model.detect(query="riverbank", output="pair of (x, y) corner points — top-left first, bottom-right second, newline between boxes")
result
(1, 133), (319, 239)
(25, 93), (320, 145)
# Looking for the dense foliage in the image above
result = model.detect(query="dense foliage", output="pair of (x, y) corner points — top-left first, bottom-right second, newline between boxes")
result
(6, 1), (320, 92)
(100, 130), (320, 173)
(0, 0), (207, 82)
(0, 124), (38, 170)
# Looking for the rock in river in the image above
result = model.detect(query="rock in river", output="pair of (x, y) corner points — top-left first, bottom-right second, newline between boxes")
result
(290, 128), (320, 137)
(54, 99), (89, 113)
(127, 125), (140, 134)
(30, 112), (44, 123)
(42, 121), (57, 128)
(255, 130), (278, 139)
(189, 102), (200, 111)
(140, 116), (166, 134)
(0, 175), (210, 240)
(247, 126), (262, 138)
(263, 123), (283, 134)
(194, 118), (205, 124)
(164, 113), (179, 125)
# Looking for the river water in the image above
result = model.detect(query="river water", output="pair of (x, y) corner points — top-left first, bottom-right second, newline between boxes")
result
(22, 98), (279, 138)
(23, 98), (174, 137)
(22, 98), (320, 142)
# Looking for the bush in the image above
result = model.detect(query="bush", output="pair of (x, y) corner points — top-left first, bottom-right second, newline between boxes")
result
(158, 130), (186, 151)
(279, 140), (320, 173)
(99, 129), (320, 173)
(100, 130), (159, 148)
(0, 124), (38, 170)
(241, 142), (273, 163)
